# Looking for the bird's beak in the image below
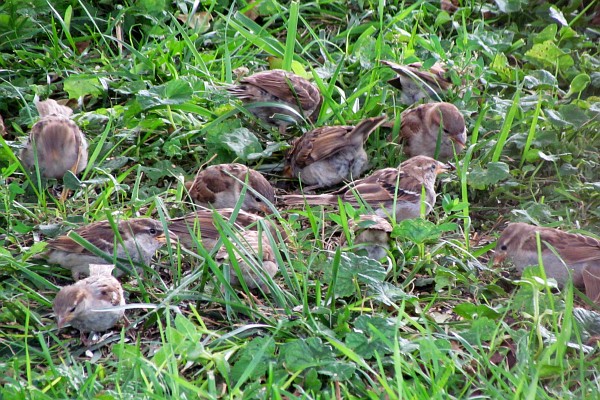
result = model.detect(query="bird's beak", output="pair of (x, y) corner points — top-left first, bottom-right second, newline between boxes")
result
(56, 314), (73, 329)
(493, 252), (507, 266)
(435, 162), (452, 174)
(450, 131), (467, 147)
(155, 233), (167, 244)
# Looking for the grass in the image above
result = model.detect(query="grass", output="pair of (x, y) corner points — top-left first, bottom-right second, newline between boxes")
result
(1, 0), (600, 398)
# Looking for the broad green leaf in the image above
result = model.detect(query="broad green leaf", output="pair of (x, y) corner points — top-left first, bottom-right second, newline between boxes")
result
(468, 162), (510, 190)
(524, 41), (574, 71)
(392, 218), (455, 244)
(566, 73), (590, 97)
(220, 128), (263, 161)
(64, 75), (103, 98)
(136, 79), (194, 109)
(320, 252), (387, 298)
(533, 24), (557, 44)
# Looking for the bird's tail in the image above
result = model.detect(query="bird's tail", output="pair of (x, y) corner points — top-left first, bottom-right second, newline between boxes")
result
(349, 116), (387, 143)
(282, 194), (338, 207)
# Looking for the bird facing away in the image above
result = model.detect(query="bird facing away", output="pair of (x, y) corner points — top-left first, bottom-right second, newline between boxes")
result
(398, 102), (466, 162)
(185, 163), (276, 214)
(43, 218), (169, 280)
(495, 222), (600, 304)
(284, 116), (387, 190)
(53, 264), (125, 342)
(21, 99), (88, 179)
(381, 60), (452, 105)
(227, 69), (323, 133)
(345, 215), (393, 260)
(283, 155), (450, 222)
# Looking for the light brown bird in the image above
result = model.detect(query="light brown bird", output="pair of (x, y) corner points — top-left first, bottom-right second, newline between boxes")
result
(495, 222), (600, 304)
(21, 99), (88, 179)
(186, 163), (276, 214)
(283, 155), (450, 221)
(216, 230), (279, 293)
(398, 102), (466, 162)
(226, 69), (323, 133)
(169, 208), (281, 250)
(381, 60), (451, 105)
(284, 116), (387, 190)
(345, 215), (393, 260)
(43, 218), (169, 280)
(53, 264), (125, 343)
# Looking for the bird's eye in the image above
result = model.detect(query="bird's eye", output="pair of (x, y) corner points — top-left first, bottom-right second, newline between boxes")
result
(69, 306), (77, 313)
(254, 196), (263, 202)
(149, 228), (157, 235)
(500, 245), (507, 251)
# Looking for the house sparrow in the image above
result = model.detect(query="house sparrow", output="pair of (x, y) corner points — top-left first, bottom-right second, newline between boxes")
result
(495, 222), (600, 304)
(226, 69), (323, 133)
(344, 215), (393, 260)
(283, 155), (450, 221)
(381, 60), (451, 105)
(284, 116), (387, 189)
(169, 208), (281, 250)
(216, 230), (278, 293)
(43, 218), (169, 280)
(186, 163), (276, 214)
(53, 264), (125, 342)
(21, 99), (88, 179)
(397, 102), (466, 162)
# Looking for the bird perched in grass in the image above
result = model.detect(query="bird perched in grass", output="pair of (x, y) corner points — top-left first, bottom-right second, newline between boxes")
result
(53, 264), (125, 345)
(397, 102), (466, 162)
(381, 60), (451, 105)
(495, 222), (600, 304)
(227, 69), (323, 133)
(284, 116), (387, 190)
(21, 99), (88, 179)
(185, 163), (276, 215)
(283, 155), (450, 221)
(43, 218), (170, 280)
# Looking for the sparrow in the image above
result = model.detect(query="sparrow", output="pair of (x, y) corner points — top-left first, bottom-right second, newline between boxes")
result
(284, 116), (387, 190)
(381, 60), (451, 105)
(169, 208), (281, 250)
(21, 99), (88, 179)
(226, 69), (323, 133)
(185, 163), (276, 214)
(397, 102), (467, 162)
(494, 222), (600, 304)
(216, 230), (279, 293)
(344, 215), (393, 260)
(283, 155), (450, 221)
(43, 218), (169, 280)
(53, 264), (125, 343)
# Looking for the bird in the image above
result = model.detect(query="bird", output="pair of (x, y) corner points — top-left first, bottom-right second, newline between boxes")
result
(226, 69), (323, 133)
(343, 215), (393, 260)
(216, 230), (279, 293)
(397, 102), (466, 162)
(494, 222), (600, 304)
(282, 155), (450, 221)
(381, 60), (451, 105)
(21, 99), (88, 179)
(284, 116), (387, 190)
(53, 264), (125, 344)
(185, 163), (276, 214)
(43, 218), (170, 280)
(169, 208), (281, 251)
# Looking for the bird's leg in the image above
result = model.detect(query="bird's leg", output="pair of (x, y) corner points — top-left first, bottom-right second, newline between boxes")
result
(59, 150), (82, 203)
